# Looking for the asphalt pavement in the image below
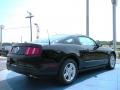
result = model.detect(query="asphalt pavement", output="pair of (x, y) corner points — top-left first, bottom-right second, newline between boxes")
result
(0, 63), (120, 90)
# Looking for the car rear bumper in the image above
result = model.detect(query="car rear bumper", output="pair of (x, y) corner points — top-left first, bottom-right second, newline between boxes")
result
(7, 55), (59, 76)
(7, 62), (59, 76)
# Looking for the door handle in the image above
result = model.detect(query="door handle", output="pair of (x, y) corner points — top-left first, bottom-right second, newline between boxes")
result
(88, 50), (94, 52)
(80, 50), (88, 53)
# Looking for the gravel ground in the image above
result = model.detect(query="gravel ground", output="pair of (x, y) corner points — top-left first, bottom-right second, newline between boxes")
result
(117, 58), (120, 63)
(0, 60), (6, 71)
(0, 56), (7, 71)
(0, 56), (120, 71)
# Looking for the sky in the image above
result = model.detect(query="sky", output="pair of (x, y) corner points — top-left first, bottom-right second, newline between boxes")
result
(0, 0), (120, 43)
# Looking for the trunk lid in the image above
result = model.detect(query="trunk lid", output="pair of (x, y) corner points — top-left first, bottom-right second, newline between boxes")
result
(10, 43), (42, 56)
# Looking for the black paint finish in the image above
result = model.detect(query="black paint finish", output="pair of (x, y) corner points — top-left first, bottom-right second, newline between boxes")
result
(7, 34), (116, 77)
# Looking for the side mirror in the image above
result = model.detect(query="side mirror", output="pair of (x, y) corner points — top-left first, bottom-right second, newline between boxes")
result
(96, 41), (102, 47)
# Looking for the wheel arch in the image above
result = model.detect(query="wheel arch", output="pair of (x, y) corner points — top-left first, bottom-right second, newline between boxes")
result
(110, 51), (116, 59)
(59, 54), (80, 70)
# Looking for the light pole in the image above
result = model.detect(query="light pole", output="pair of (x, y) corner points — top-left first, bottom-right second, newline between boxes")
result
(86, 0), (89, 37)
(26, 11), (34, 42)
(0, 25), (4, 47)
(111, 0), (117, 51)
(34, 23), (40, 39)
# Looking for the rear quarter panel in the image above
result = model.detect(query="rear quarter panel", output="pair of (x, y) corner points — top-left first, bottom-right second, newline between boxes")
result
(42, 44), (81, 63)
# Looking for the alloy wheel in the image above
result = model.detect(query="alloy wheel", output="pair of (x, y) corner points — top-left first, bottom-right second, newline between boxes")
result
(110, 55), (116, 68)
(63, 63), (76, 82)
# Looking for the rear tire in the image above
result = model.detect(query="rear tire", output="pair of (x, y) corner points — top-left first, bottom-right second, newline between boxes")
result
(58, 59), (77, 85)
(107, 54), (116, 69)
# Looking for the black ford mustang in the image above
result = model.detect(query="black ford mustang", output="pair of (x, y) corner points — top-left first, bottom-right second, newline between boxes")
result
(7, 34), (116, 84)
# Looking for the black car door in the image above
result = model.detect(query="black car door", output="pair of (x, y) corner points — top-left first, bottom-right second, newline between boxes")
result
(77, 36), (108, 68)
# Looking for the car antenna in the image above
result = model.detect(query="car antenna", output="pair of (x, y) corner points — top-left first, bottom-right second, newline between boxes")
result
(47, 29), (51, 45)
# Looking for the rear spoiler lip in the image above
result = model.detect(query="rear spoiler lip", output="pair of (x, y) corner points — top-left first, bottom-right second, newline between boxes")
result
(12, 43), (42, 48)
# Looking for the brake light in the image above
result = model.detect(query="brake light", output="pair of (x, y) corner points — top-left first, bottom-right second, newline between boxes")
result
(25, 47), (41, 56)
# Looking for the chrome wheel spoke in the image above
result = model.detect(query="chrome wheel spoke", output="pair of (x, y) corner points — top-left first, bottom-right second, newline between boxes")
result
(68, 73), (72, 80)
(64, 71), (68, 79)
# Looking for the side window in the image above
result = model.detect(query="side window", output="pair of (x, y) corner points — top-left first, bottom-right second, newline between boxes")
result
(60, 38), (75, 44)
(78, 37), (95, 46)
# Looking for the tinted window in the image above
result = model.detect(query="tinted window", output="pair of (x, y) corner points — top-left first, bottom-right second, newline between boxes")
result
(32, 34), (69, 44)
(78, 37), (95, 46)
(60, 38), (75, 44)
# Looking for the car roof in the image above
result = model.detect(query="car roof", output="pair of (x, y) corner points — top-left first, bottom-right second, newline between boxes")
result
(32, 34), (88, 45)
(54, 34), (86, 38)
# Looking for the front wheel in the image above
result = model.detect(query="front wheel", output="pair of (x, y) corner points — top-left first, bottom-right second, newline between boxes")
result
(107, 54), (116, 69)
(58, 59), (77, 84)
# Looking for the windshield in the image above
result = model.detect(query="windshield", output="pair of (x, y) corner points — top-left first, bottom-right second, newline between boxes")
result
(32, 34), (69, 44)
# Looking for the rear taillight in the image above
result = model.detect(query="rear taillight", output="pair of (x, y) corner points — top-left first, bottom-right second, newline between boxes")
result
(25, 47), (41, 56)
